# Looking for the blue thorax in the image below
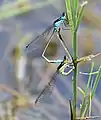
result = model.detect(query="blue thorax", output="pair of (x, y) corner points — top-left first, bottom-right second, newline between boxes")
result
(53, 14), (66, 32)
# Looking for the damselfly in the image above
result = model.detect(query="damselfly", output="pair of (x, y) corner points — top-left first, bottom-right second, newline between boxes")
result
(25, 12), (69, 55)
(34, 28), (101, 104)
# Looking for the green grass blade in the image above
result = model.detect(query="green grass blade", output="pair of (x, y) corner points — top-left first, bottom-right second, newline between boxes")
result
(85, 62), (94, 92)
(71, 0), (75, 27)
(88, 76), (94, 116)
(83, 64), (101, 117)
(65, 0), (74, 32)
(72, 0), (79, 26)
(91, 65), (101, 98)
(89, 92), (92, 117)
(80, 96), (86, 117)
(83, 95), (90, 117)
(77, 86), (85, 96)
(81, 94), (93, 118)
(80, 62), (94, 117)
(75, 1), (88, 31)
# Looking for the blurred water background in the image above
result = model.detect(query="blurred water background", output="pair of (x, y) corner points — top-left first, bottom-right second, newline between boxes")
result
(0, 0), (101, 120)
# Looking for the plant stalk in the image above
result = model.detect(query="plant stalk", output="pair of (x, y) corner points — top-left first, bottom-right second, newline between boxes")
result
(72, 30), (78, 119)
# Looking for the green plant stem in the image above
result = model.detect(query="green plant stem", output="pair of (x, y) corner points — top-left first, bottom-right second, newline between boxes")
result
(73, 31), (78, 59)
(72, 31), (78, 119)
(73, 64), (78, 119)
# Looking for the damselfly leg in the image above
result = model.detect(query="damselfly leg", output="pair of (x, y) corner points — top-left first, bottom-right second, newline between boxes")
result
(59, 63), (74, 75)
(42, 32), (63, 63)
(62, 21), (70, 30)
(42, 27), (73, 63)
(57, 28), (73, 62)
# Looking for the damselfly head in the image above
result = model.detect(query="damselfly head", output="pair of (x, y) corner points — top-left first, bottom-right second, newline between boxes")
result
(64, 56), (68, 60)
(63, 56), (69, 64)
(61, 12), (67, 20)
(64, 55), (66, 60)
(62, 12), (66, 17)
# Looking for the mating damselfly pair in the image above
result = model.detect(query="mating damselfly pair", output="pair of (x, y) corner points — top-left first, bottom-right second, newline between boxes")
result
(25, 12), (101, 105)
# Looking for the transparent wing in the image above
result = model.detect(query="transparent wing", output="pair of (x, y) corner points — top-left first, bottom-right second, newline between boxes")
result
(25, 25), (54, 58)
(35, 72), (58, 104)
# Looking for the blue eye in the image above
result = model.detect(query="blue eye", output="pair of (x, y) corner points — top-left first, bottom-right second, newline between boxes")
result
(64, 56), (66, 60)
(62, 12), (65, 17)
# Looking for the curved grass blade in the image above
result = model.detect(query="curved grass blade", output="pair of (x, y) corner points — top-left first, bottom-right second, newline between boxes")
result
(91, 65), (101, 98)
(65, 0), (75, 32)
(80, 62), (94, 117)
(83, 75), (94, 118)
(77, 86), (85, 96)
(75, 1), (88, 31)
(86, 62), (94, 92)
(72, 0), (79, 27)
